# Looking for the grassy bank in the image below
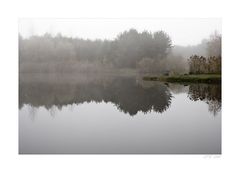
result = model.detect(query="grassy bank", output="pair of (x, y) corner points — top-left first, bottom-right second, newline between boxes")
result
(143, 74), (221, 84)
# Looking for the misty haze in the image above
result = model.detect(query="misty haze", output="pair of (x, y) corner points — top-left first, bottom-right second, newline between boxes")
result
(19, 19), (221, 154)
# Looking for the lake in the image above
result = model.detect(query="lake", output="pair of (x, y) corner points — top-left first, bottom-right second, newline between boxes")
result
(19, 74), (221, 154)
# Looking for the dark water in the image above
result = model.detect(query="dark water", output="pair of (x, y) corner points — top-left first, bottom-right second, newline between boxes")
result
(19, 74), (221, 154)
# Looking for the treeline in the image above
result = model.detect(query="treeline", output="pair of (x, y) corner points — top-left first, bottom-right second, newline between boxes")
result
(188, 32), (221, 74)
(19, 29), (172, 73)
(19, 29), (221, 75)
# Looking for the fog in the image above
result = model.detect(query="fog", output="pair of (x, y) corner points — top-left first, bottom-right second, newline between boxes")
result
(19, 19), (221, 76)
(19, 19), (222, 154)
(19, 18), (221, 46)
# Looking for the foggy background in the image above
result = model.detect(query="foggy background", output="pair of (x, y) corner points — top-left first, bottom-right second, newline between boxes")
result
(19, 18), (221, 46)
(19, 18), (221, 75)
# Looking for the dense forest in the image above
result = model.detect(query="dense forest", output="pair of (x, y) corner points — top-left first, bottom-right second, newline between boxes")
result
(19, 29), (221, 75)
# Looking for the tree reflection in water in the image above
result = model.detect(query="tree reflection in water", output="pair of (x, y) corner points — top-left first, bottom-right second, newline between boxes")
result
(19, 74), (221, 117)
(187, 84), (221, 115)
(166, 82), (221, 115)
(19, 74), (172, 116)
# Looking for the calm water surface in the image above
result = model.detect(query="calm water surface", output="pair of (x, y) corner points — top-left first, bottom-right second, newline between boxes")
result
(19, 74), (221, 154)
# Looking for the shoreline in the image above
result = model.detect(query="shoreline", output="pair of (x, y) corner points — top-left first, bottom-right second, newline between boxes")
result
(143, 74), (221, 84)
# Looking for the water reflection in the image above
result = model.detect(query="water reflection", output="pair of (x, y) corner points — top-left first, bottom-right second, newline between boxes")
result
(19, 74), (172, 116)
(187, 84), (221, 115)
(19, 74), (221, 154)
(19, 74), (221, 116)
(165, 82), (221, 115)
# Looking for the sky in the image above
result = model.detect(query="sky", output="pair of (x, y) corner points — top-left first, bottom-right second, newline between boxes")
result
(19, 18), (221, 46)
